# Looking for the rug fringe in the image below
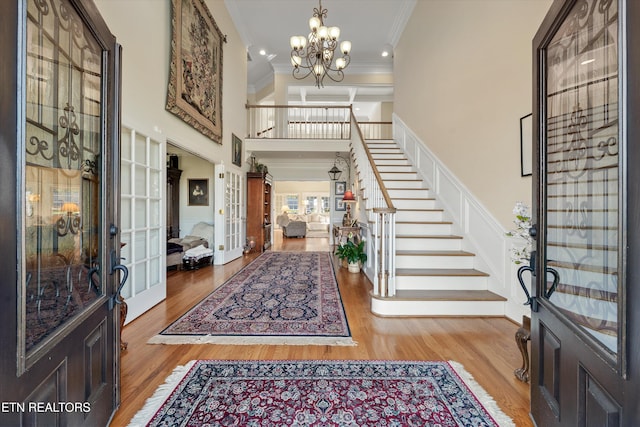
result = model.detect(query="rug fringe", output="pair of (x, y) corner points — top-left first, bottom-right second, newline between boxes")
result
(126, 360), (196, 427)
(447, 361), (516, 427)
(147, 335), (357, 346)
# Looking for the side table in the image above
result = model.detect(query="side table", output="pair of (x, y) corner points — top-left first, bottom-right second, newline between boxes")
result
(332, 224), (361, 252)
(514, 315), (531, 382)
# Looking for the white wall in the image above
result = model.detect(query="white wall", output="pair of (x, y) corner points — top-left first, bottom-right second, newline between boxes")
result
(394, 0), (552, 229)
(94, 0), (248, 172)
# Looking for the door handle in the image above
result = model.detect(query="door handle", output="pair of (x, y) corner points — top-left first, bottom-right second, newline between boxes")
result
(517, 265), (534, 307)
(517, 250), (536, 310)
(109, 249), (129, 310)
(545, 267), (560, 299)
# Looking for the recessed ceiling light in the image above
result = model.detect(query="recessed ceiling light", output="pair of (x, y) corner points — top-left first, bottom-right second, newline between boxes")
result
(259, 49), (266, 56)
(381, 51), (389, 57)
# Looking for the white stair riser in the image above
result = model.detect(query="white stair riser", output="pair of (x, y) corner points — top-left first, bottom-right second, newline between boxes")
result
(385, 180), (424, 189)
(388, 189), (431, 198)
(381, 172), (419, 180)
(396, 237), (462, 251)
(377, 165), (415, 173)
(396, 255), (475, 269)
(396, 210), (443, 221)
(396, 222), (452, 235)
(395, 275), (488, 291)
(373, 159), (411, 166)
(367, 144), (397, 150)
(371, 153), (406, 160)
(369, 149), (403, 155)
(392, 199), (436, 209)
(371, 299), (505, 317)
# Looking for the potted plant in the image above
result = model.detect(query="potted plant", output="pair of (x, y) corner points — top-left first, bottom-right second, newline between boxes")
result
(336, 239), (367, 273)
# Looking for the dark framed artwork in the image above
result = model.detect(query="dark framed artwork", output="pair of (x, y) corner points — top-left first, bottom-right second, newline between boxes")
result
(335, 197), (346, 211)
(188, 179), (209, 206)
(335, 181), (346, 195)
(232, 133), (242, 166)
(167, 0), (224, 143)
(520, 113), (532, 177)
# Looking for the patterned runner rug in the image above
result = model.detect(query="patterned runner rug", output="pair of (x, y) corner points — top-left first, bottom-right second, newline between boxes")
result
(128, 360), (515, 427)
(149, 252), (354, 346)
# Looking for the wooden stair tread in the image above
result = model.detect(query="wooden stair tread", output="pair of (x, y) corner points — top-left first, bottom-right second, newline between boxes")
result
(372, 290), (506, 302)
(396, 250), (475, 256)
(395, 268), (489, 277)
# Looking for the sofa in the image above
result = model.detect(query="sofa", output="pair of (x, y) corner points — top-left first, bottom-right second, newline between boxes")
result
(276, 212), (330, 238)
(305, 213), (330, 233)
(166, 222), (215, 269)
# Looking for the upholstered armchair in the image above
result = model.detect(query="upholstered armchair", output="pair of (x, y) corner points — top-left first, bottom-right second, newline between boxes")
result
(282, 220), (306, 238)
(276, 213), (306, 238)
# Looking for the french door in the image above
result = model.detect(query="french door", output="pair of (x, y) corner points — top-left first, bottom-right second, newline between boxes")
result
(0, 0), (123, 425)
(214, 165), (245, 264)
(530, 0), (640, 425)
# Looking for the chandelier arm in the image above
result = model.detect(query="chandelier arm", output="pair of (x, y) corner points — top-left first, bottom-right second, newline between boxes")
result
(322, 70), (345, 84)
(292, 66), (315, 81)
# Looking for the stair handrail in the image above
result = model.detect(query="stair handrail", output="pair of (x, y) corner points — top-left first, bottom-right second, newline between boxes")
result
(350, 109), (395, 212)
(349, 107), (396, 297)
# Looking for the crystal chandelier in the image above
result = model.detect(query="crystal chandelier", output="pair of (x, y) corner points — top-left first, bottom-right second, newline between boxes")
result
(290, 0), (351, 88)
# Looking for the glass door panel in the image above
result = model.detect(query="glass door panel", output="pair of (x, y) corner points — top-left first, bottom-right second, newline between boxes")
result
(23, 0), (103, 355)
(544, 0), (620, 354)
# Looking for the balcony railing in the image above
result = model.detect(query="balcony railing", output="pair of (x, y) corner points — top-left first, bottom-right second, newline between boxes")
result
(246, 105), (391, 140)
(247, 105), (351, 139)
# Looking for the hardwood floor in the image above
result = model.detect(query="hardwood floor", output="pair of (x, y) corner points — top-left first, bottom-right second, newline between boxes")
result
(109, 231), (533, 426)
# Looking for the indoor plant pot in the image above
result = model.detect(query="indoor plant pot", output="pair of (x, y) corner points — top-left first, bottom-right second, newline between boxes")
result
(336, 240), (367, 273)
(348, 261), (360, 273)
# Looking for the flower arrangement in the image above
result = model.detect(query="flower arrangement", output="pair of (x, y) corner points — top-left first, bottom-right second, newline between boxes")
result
(506, 202), (533, 265)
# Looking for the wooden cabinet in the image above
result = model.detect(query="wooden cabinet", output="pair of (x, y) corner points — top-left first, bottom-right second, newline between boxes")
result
(167, 166), (182, 239)
(246, 172), (272, 251)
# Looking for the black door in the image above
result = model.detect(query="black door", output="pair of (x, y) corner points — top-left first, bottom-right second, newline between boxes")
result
(0, 0), (123, 426)
(530, 0), (640, 425)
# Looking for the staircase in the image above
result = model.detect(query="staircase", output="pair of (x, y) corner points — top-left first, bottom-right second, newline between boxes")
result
(361, 140), (506, 316)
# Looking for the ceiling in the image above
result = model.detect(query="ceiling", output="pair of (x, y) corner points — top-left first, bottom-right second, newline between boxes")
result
(224, 0), (416, 109)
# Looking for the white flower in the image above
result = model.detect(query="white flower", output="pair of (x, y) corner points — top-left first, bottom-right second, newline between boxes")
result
(506, 202), (533, 265)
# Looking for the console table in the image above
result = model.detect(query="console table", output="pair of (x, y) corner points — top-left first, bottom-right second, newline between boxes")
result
(332, 224), (361, 252)
(514, 315), (531, 382)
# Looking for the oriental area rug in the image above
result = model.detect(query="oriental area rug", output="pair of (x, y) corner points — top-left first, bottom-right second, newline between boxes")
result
(127, 360), (515, 427)
(149, 252), (354, 346)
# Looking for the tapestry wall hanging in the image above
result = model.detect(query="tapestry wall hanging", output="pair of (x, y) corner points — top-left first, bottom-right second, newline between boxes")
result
(167, 0), (224, 143)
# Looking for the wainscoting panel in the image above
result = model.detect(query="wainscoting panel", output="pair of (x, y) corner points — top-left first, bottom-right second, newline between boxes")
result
(393, 114), (523, 320)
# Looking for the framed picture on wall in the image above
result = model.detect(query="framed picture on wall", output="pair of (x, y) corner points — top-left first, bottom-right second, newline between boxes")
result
(335, 197), (346, 211)
(520, 113), (533, 177)
(232, 134), (242, 166)
(188, 178), (209, 206)
(335, 181), (346, 195)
